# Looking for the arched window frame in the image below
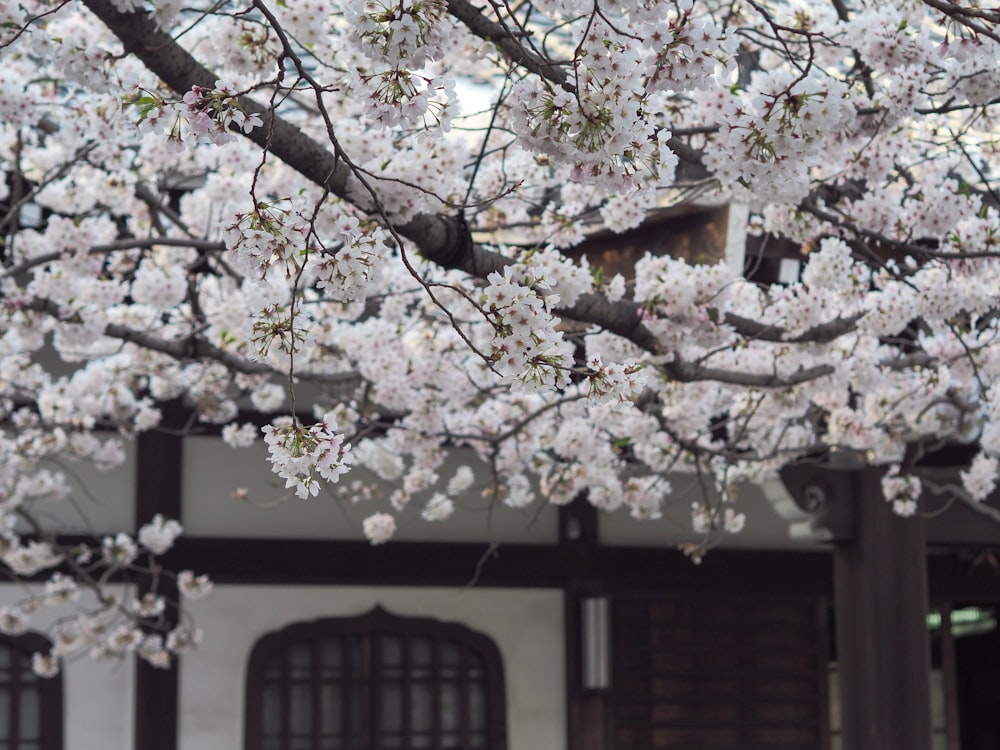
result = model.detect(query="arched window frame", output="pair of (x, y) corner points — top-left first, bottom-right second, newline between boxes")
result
(245, 606), (507, 750)
(0, 632), (63, 750)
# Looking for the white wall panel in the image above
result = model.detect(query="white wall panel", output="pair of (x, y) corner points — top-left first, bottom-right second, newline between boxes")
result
(179, 585), (565, 750)
(181, 436), (558, 543)
(598, 472), (818, 549)
(36, 442), (136, 534)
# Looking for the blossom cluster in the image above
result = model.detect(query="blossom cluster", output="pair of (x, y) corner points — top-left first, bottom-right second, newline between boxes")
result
(263, 414), (353, 499)
(881, 468), (922, 518)
(508, 18), (679, 194)
(344, 0), (448, 67)
(343, 0), (455, 129)
(702, 70), (854, 203)
(224, 202), (310, 281)
(313, 214), (390, 301)
(0, 515), (211, 677)
(692, 504), (746, 535)
(125, 80), (262, 148)
(480, 266), (573, 390)
(362, 512), (396, 544)
(640, 3), (737, 94)
(584, 354), (645, 407)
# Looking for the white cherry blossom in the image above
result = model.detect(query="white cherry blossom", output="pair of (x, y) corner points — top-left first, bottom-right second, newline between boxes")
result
(2, 0), (1000, 676)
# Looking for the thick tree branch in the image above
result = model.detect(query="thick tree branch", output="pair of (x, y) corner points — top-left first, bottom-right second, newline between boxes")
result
(724, 312), (865, 344)
(920, 0), (1000, 44)
(663, 358), (835, 387)
(3, 237), (226, 278)
(22, 298), (359, 386)
(920, 479), (1000, 525)
(76, 1), (511, 276)
(78, 0), (854, 389)
(80, 0), (671, 350)
(447, 0), (571, 91)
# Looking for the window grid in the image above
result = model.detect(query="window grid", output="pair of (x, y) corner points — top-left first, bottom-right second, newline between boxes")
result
(247, 608), (505, 750)
(0, 635), (61, 750)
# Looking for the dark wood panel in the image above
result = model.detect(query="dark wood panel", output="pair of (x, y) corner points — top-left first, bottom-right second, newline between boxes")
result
(611, 597), (825, 750)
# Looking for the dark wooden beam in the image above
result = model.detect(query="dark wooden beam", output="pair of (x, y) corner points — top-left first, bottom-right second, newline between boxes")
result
(928, 549), (1000, 601)
(154, 533), (1000, 600)
(45, 530), (997, 601)
(159, 536), (835, 593)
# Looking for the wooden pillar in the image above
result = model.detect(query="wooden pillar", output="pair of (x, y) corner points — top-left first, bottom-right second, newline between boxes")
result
(560, 497), (611, 750)
(565, 587), (611, 750)
(781, 462), (934, 750)
(133, 418), (184, 750)
(833, 467), (933, 750)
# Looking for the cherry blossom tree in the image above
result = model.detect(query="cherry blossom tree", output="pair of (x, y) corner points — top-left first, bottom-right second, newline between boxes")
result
(1, 0), (999, 673)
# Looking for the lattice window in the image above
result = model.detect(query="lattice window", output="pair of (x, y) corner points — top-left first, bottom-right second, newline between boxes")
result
(245, 607), (506, 750)
(0, 634), (62, 750)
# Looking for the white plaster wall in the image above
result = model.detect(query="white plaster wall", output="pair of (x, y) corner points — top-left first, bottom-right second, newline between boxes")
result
(182, 436), (558, 543)
(598, 472), (817, 549)
(179, 585), (565, 750)
(0, 585), (135, 750)
(35, 442), (136, 534)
